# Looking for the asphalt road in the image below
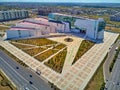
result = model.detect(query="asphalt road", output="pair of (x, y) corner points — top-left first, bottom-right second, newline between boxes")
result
(103, 40), (120, 82)
(105, 53), (120, 90)
(0, 50), (52, 90)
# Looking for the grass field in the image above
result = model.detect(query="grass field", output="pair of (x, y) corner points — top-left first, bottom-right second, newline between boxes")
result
(11, 38), (57, 46)
(0, 25), (9, 31)
(23, 47), (47, 56)
(11, 38), (66, 63)
(34, 49), (58, 62)
(72, 40), (95, 64)
(53, 44), (66, 50)
(105, 26), (120, 33)
(45, 48), (67, 73)
(0, 70), (17, 90)
(10, 42), (34, 49)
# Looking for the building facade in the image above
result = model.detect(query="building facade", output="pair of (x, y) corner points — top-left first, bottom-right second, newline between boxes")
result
(6, 18), (70, 39)
(5, 13), (105, 40)
(0, 10), (29, 22)
(48, 13), (106, 40)
(74, 18), (105, 40)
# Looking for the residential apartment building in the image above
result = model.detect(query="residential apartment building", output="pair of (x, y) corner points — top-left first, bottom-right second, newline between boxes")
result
(0, 10), (29, 22)
(110, 12), (120, 22)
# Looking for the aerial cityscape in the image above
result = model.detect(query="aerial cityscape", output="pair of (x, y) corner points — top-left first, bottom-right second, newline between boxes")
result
(0, 1), (120, 90)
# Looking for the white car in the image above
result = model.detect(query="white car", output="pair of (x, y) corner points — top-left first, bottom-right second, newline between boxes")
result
(115, 47), (118, 51)
(25, 87), (30, 90)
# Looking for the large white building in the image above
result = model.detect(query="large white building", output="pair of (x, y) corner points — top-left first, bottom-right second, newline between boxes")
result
(5, 13), (105, 40)
(0, 10), (29, 22)
(48, 13), (106, 40)
(6, 18), (70, 39)
(74, 18), (105, 40)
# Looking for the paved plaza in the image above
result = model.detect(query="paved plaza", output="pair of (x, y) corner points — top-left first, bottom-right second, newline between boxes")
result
(0, 31), (119, 90)
(48, 35), (83, 74)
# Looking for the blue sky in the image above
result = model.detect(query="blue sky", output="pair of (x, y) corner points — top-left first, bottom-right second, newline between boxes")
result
(0, 0), (120, 3)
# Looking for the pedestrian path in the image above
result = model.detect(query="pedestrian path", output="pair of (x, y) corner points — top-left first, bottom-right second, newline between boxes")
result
(62, 38), (83, 74)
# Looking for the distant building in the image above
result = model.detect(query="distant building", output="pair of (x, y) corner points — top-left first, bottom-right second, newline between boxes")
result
(110, 12), (120, 22)
(38, 8), (52, 16)
(0, 10), (29, 22)
(48, 13), (106, 40)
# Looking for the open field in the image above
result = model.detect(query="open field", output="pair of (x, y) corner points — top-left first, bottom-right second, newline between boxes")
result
(0, 25), (9, 31)
(45, 48), (67, 73)
(11, 38), (57, 46)
(72, 40), (95, 64)
(105, 26), (120, 33)
(0, 70), (16, 90)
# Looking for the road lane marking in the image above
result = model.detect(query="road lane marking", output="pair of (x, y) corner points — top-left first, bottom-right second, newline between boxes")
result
(0, 56), (39, 90)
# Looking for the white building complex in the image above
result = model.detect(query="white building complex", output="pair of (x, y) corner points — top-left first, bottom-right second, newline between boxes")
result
(6, 13), (106, 41)
(6, 17), (70, 39)
(0, 10), (29, 22)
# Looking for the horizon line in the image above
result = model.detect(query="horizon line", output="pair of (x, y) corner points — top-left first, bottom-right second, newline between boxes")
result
(0, 2), (120, 3)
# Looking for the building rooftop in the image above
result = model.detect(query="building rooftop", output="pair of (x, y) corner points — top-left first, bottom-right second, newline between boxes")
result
(0, 10), (28, 13)
(111, 12), (120, 17)
(22, 19), (50, 27)
(10, 26), (36, 30)
(50, 13), (100, 21)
